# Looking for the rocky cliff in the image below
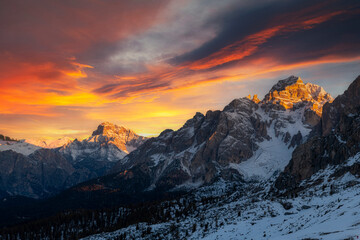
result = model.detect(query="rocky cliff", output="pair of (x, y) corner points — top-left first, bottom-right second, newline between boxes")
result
(0, 149), (75, 198)
(275, 76), (360, 191)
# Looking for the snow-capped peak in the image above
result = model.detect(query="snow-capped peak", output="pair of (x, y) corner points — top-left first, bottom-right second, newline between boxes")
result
(89, 122), (146, 153)
(92, 122), (134, 138)
(60, 122), (147, 163)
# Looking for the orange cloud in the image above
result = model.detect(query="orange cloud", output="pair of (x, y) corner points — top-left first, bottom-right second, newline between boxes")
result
(89, 4), (356, 103)
(0, 0), (171, 121)
(0, 58), (105, 118)
(0, 0), (359, 140)
(187, 10), (346, 70)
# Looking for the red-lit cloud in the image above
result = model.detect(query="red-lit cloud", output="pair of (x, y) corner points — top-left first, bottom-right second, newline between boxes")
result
(0, 0), (359, 139)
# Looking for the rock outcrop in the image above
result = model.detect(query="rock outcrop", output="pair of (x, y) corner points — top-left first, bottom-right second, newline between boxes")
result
(321, 76), (360, 136)
(246, 94), (260, 103)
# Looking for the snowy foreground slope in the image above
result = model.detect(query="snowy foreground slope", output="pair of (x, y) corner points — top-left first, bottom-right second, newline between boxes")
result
(82, 154), (360, 240)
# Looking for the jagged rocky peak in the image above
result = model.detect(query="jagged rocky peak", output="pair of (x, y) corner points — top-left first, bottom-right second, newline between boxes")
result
(93, 122), (134, 138)
(90, 122), (147, 153)
(268, 75), (302, 92)
(60, 122), (147, 169)
(0, 136), (73, 156)
(68, 76), (340, 196)
(109, 92), (314, 191)
(305, 82), (332, 103)
(25, 137), (73, 149)
(262, 76), (333, 126)
(263, 76), (333, 111)
(246, 94), (260, 103)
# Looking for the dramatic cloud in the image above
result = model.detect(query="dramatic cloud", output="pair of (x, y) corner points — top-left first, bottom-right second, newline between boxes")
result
(0, 0), (359, 139)
(0, 0), (169, 92)
(92, 0), (360, 100)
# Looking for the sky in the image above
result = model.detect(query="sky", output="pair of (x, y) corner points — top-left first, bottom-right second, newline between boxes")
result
(0, 0), (359, 139)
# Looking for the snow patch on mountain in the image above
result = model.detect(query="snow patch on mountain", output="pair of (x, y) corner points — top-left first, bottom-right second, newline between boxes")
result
(25, 137), (73, 149)
(229, 105), (312, 179)
(60, 122), (147, 164)
(202, 186), (360, 240)
(229, 127), (293, 179)
(0, 140), (42, 156)
(0, 137), (73, 156)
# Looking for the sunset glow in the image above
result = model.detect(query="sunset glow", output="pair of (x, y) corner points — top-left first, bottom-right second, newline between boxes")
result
(0, 0), (359, 139)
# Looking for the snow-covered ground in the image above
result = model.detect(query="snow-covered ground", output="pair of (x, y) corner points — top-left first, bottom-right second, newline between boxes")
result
(203, 175), (360, 240)
(82, 154), (360, 240)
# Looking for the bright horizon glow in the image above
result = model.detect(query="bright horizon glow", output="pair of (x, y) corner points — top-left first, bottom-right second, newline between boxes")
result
(0, 0), (359, 140)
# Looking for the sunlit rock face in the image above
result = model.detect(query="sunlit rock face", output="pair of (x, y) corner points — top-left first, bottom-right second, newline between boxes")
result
(59, 122), (148, 179)
(60, 122), (147, 164)
(246, 94), (260, 103)
(262, 76), (333, 126)
(91, 122), (147, 154)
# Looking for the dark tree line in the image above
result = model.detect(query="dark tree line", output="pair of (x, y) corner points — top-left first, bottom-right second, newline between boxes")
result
(0, 194), (215, 240)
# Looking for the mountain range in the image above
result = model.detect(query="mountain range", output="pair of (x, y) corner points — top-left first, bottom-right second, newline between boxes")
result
(0, 75), (359, 239)
(0, 75), (333, 198)
(0, 122), (146, 198)
(87, 76), (334, 193)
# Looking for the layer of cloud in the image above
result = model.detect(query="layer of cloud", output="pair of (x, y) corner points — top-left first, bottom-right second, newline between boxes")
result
(0, 0), (359, 139)
(92, 0), (360, 100)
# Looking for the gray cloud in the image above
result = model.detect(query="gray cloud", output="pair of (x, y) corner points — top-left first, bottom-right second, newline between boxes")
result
(169, 0), (360, 67)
